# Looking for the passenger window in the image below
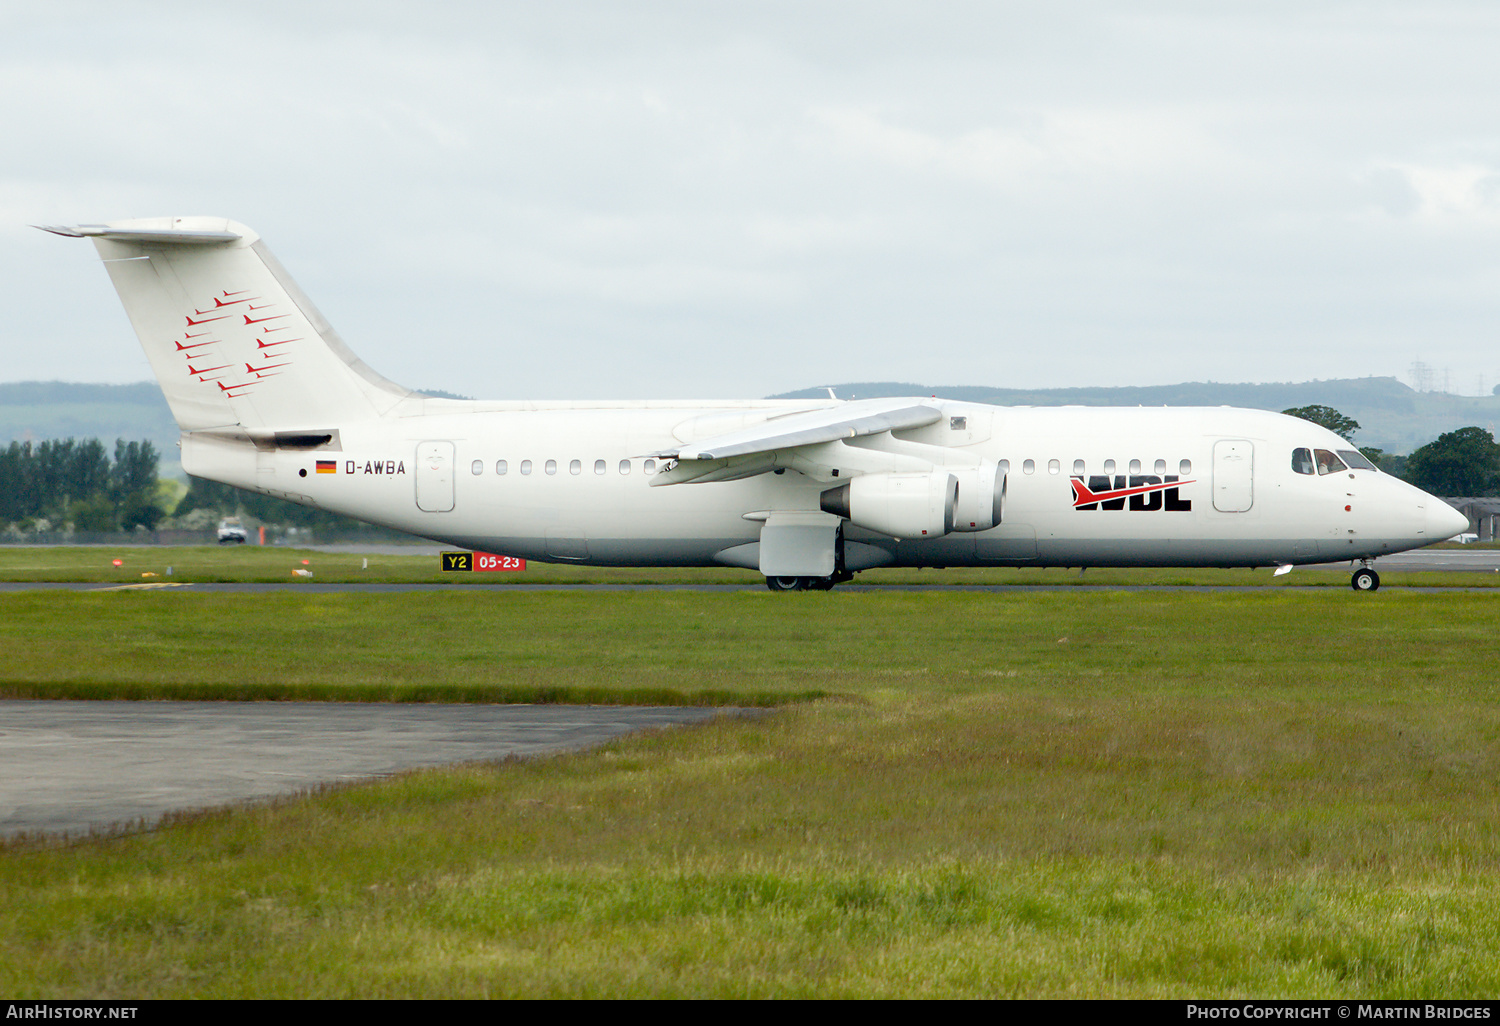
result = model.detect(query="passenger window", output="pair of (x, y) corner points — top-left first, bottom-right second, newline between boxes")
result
(644, 459), (657, 475)
(1154, 459), (1166, 475)
(1179, 459), (1192, 476)
(471, 460), (483, 476)
(1291, 448), (1315, 475)
(1314, 449), (1346, 475)
(496, 460), (508, 475)
(998, 460), (1010, 474)
(619, 460), (631, 475)
(1337, 449), (1377, 472)
(1129, 459), (1141, 475)
(1048, 459), (1060, 475)
(1023, 459), (1035, 475)
(595, 459), (606, 475)
(545, 460), (557, 475)
(569, 459), (581, 475)
(1072, 459), (1085, 475)
(520, 460), (532, 475)
(1103, 459), (1116, 475)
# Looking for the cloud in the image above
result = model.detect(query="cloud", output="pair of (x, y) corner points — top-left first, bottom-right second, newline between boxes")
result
(1386, 163), (1500, 226)
(5, 2), (1500, 398)
(808, 104), (1222, 192)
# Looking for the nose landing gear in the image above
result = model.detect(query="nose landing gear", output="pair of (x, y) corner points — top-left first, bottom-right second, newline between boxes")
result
(1351, 564), (1380, 592)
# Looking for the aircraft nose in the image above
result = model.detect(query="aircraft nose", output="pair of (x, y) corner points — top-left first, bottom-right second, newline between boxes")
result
(1427, 500), (1470, 541)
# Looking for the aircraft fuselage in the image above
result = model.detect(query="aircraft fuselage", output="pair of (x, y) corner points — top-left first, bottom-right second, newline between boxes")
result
(183, 399), (1458, 571)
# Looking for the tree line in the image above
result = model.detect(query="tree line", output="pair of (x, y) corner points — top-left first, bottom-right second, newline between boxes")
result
(1282, 405), (1500, 495)
(4, 417), (1498, 536)
(0, 438), (162, 531)
(1, 437), (371, 536)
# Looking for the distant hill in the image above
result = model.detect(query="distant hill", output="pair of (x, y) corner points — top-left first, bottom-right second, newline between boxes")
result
(0, 382), (181, 472)
(5, 377), (1497, 462)
(772, 377), (1500, 455)
(0, 382), (469, 478)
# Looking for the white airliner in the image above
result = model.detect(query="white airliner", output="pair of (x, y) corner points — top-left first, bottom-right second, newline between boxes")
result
(41, 217), (1468, 592)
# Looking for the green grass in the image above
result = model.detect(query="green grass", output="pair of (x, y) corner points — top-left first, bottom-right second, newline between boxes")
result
(4, 588), (1500, 995)
(1, 588), (1497, 704)
(0, 543), (1496, 588)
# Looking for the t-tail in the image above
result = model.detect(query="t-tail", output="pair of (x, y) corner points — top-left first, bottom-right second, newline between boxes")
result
(37, 217), (413, 443)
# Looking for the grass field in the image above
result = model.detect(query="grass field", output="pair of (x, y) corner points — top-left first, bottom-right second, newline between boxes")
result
(0, 542), (1496, 588)
(3, 553), (1500, 996)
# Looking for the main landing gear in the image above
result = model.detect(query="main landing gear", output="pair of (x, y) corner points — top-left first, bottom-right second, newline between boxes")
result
(764, 573), (849, 592)
(762, 524), (854, 592)
(1351, 564), (1380, 592)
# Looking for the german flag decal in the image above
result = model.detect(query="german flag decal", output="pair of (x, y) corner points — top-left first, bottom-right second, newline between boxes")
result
(316, 460), (337, 474)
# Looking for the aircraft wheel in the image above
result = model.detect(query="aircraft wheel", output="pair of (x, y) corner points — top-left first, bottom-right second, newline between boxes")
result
(807, 576), (837, 591)
(1351, 568), (1380, 592)
(765, 576), (809, 592)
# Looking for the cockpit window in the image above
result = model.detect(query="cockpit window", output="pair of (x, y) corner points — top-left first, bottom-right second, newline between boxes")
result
(1314, 449), (1347, 475)
(1291, 447), (1315, 475)
(1337, 449), (1377, 472)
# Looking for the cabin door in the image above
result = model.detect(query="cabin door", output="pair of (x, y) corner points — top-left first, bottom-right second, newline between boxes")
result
(415, 441), (455, 512)
(1212, 439), (1253, 512)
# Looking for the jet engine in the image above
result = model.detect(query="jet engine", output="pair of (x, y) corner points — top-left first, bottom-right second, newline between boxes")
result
(820, 470), (958, 539)
(950, 462), (1005, 532)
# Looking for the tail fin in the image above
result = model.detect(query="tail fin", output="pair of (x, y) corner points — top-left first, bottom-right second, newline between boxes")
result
(38, 217), (411, 433)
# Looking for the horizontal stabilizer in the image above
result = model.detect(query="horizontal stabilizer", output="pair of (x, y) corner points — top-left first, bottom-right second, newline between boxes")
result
(34, 224), (241, 245)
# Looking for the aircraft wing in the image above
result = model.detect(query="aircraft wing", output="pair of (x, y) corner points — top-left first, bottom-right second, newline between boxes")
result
(651, 398), (943, 486)
(656, 399), (942, 461)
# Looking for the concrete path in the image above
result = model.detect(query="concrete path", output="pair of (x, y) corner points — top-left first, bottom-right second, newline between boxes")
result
(0, 701), (737, 839)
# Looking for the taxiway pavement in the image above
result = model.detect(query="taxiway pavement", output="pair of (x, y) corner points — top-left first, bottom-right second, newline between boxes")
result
(0, 701), (738, 839)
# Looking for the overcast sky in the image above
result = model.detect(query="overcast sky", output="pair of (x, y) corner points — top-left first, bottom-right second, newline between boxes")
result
(4, 1), (1500, 399)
